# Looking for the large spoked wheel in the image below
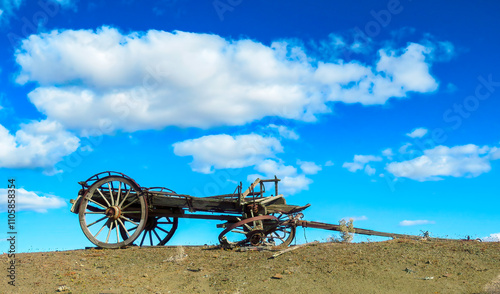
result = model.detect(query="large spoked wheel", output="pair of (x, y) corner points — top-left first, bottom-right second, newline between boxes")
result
(78, 176), (148, 249)
(122, 216), (178, 246)
(218, 215), (278, 248)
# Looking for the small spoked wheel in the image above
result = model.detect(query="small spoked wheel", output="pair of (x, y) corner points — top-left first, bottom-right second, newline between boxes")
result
(78, 176), (148, 249)
(264, 225), (296, 247)
(264, 213), (296, 247)
(218, 215), (278, 248)
(123, 216), (178, 246)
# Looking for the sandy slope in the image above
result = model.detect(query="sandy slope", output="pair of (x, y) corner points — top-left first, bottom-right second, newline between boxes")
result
(2, 239), (500, 294)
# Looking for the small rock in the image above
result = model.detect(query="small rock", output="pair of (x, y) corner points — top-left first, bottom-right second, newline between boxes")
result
(423, 276), (434, 280)
(56, 285), (70, 292)
(442, 273), (452, 278)
(143, 274), (148, 278)
(272, 273), (283, 279)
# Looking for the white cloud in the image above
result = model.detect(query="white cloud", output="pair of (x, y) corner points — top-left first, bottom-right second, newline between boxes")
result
(324, 160), (334, 166)
(342, 161), (364, 173)
(364, 165), (376, 176)
(354, 155), (383, 163)
(172, 134), (282, 174)
(255, 159), (297, 177)
(406, 127), (428, 138)
(343, 215), (368, 222)
(399, 220), (435, 226)
(317, 43), (439, 105)
(382, 148), (393, 157)
(250, 159), (315, 195)
(343, 154), (382, 174)
(482, 233), (500, 242)
(173, 131), (320, 195)
(267, 124), (299, 140)
(280, 174), (313, 195)
(386, 144), (498, 181)
(16, 27), (442, 132)
(0, 188), (66, 212)
(0, 120), (80, 173)
(399, 143), (412, 154)
(297, 160), (322, 174)
(490, 146), (500, 160)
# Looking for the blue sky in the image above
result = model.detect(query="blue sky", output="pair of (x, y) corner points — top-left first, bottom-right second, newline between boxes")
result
(1, 0), (500, 253)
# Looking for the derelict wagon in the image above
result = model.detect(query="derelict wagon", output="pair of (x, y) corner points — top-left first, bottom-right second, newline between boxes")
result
(70, 171), (450, 249)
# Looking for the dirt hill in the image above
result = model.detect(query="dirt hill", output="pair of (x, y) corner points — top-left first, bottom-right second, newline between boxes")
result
(2, 239), (500, 293)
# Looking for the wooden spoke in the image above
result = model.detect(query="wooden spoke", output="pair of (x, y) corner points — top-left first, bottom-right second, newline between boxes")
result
(96, 188), (111, 207)
(153, 229), (162, 243)
(117, 219), (131, 238)
(118, 188), (131, 208)
(87, 216), (107, 228)
(108, 183), (114, 206)
(120, 215), (139, 226)
(116, 182), (122, 206)
(94, 221), (107, 238)
(139, 232), (147, 247)
(106, 221), (114, 243)
(121, 198), (139, 211)
(125, 216), (178, 247)
(88, 198), (107, 209)
(156, 227), (170, 234)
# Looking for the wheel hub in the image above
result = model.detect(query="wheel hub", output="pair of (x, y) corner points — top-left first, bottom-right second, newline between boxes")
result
(144, 217), (158, 231)
(105, 206), (121, 220)
(248, 230), (265, 246)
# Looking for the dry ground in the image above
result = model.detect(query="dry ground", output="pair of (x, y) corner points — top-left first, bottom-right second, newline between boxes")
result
(2, 239), (500, 294)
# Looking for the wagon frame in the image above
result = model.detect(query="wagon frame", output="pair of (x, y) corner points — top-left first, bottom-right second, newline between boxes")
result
(71, 171), (458, 249)
(70, 171), (310, 249)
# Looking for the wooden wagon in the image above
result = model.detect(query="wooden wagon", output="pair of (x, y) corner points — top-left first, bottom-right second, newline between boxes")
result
(70, 171), (310, 249)
(70, 171), (456, 249)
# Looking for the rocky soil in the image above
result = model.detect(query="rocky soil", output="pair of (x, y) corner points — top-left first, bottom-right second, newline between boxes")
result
(2, 239), (500, 293)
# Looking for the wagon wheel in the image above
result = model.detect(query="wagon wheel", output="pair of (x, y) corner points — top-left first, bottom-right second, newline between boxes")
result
(78, 176), (147, 249)
(121, 216), (178, 246)
(264, 224), (296, 247)
(264, 213), (296, 247)
(218, 215), (278, 248)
